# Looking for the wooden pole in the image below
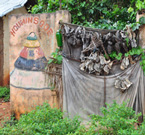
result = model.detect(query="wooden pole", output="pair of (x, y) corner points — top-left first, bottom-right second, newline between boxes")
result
(59, 0), (62, 10)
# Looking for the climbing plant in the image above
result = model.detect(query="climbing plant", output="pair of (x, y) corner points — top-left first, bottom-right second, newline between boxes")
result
(29, 0), (139, 30)
(47, 48), (62, 64)
(128, 0), (145, 14)
(108, 47), (145, 74)
(140, 52), (145, 74)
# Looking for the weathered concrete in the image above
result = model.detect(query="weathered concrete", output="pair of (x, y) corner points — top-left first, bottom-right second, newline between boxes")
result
(9, 10), (71, 119)
(2, 6), (27, 86)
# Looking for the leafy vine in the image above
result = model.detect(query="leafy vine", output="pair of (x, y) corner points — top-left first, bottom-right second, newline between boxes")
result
(48, 48), (62, 65)
(109, 47), (145, 74)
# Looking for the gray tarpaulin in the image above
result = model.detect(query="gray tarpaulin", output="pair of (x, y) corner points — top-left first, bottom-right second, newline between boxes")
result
(63, 58), (145, 121)
(61, 23), (145, 121)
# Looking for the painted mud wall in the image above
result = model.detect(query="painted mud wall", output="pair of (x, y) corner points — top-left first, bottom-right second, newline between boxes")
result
(9, 11), (71, 119)
(2, 7), (28, 86)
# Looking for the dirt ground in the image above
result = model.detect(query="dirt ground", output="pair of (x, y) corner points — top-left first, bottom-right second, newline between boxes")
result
(0, 99), (11, 124)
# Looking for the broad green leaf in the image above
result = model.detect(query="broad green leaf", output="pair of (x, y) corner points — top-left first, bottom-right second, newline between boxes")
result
(48, 59), (53, 64)
(139, 17), (145, 25)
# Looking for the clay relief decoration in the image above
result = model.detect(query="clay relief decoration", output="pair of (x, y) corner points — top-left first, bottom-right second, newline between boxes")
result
(9, 12), (70, 90)
(9, 14), (56, 90)
(10, 32), (49, 89)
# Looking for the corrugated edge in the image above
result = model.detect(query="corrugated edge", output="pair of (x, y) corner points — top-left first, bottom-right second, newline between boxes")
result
(0, 0), (28, 17)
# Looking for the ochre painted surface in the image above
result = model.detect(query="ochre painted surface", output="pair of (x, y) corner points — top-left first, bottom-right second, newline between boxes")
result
(3, 6), (28, 86)
(11, 86), (59, 119)
(9, 11), (71, 72)
(9, 11), (71, 119)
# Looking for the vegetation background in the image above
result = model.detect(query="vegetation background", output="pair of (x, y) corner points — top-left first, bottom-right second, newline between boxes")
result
(30, 0), (145, 72)
(29, 0), (145, 30)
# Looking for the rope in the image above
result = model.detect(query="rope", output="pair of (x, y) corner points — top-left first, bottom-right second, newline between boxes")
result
(104, 76), (106, 108)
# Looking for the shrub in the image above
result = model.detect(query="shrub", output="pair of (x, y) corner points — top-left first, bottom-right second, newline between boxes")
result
(90, 101), (142, 135)
(0, 103), (82, 135)
(0, 101), (144, 135)
(68, 101), (143, 135)
(0, 86), (10, 102)
(29, 0), (137, 30)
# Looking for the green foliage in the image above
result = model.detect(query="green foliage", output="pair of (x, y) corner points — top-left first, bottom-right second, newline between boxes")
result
(129, 16), (145, 31)
(0, 87), (10, 102)
(90, 101), (142, 135)
(66, 0), (132, 29)
(109, 52), (122, 60)
(29, 0), (63, 14)
(137, 119), (145, 134)
(0, 103), (82, 135)
(139, 17), (145, 24)
(140, 52), (145, 74)
(109, 47), (145, 74)
(125, 37), (129, 47)
(125, 16), (145, 31)
(136, 0), (145, 11)
(109, 47), (144, 60)
(48, 48), (62, 64)
(29, 0), (145, 30)
(128, 22), (141, 31)
(126, 0), (145, 31)
(29, 0), (137, 30)
(125, 47), (144, 57)
(2, 101), (145, 135)
(128, 0), (145, 17)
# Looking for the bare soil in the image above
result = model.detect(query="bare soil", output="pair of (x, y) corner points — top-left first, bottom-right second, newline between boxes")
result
(0, 98), (10, 124)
